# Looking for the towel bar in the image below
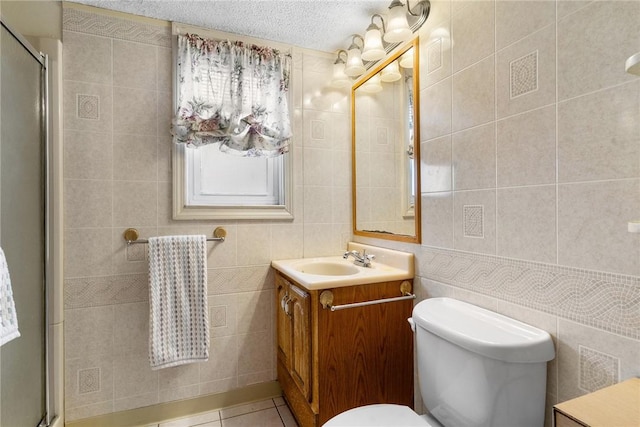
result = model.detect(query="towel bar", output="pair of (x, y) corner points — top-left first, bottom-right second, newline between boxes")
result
(123, 227), (227, 245)
(320, 281), (415, 311)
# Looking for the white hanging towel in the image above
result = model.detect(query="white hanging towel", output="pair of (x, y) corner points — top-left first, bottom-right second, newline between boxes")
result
(0, 247), (20, 346)
(148, 235), (209, 370)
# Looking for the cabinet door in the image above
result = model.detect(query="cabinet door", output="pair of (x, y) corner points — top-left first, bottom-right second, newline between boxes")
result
(276, 275), (292, 367)
(289, 283), (312, 400)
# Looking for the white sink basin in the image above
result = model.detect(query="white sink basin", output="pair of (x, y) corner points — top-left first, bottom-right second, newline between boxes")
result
(271, 243), (414, 290)
(293, 260), (359, 276)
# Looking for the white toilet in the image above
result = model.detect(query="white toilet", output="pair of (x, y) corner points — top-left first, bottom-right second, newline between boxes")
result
(324, 297), (555, 427)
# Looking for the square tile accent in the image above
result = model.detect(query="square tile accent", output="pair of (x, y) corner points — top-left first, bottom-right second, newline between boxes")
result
(376, 127), (388, 145)
(77, 94), (100, 120)
(311, 120), (325, 139)
(427, 38), (443, 74)
(211, 306), (227, 328)
(578, 345), (619, 393)
(78, 367), (101, 394)
(510, 51), (538, 99)
(126, 243), (147, 262)
(463, 205), (484, 238)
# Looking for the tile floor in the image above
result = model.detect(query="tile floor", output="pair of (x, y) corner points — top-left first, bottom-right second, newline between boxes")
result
(150, 397), (298, 427)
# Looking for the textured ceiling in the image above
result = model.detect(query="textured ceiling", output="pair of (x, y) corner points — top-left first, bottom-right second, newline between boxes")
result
(67, 0), (392, 53)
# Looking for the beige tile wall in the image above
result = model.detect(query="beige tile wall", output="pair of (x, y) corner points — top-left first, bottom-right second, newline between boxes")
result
(364, 1), (640, 424)
(61, 5), (351, 421)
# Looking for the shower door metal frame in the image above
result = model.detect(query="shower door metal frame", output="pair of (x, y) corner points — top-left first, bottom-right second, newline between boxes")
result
(0, 17), (53, 427)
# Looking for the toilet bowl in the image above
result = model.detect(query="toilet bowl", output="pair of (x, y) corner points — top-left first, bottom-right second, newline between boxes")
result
(323, 297), (555, 427)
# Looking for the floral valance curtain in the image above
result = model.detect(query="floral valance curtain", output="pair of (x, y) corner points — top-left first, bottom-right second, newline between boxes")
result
(172, 33), (292, 157)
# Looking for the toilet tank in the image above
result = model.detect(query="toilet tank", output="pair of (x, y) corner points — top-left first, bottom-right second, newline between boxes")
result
(412, 298), (555, 427)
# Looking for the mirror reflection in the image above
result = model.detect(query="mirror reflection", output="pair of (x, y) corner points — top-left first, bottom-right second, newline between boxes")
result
(352, 39), (420, 243)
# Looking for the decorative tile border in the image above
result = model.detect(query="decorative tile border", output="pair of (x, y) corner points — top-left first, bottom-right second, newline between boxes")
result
(417, 246), (640, 340)
(65, 266), (274, 308)
(578, 345), (619, 393)
(63, 7), (172, 47)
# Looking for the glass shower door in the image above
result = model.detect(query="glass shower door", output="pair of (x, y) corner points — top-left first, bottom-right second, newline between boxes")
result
(0, 22), (47, 427)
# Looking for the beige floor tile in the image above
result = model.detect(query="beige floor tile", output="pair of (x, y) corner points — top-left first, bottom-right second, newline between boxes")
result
(221, 408), (284, 427)
(276, 405), (299, 427)
(159, 410), (220, 427)
(220, 399), (275, 419)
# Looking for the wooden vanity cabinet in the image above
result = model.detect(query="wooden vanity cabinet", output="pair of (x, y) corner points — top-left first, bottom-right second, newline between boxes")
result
(275, 271), (414, 427)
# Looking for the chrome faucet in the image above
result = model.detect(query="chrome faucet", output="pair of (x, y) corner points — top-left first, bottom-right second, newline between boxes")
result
(343, 249), (375, 267)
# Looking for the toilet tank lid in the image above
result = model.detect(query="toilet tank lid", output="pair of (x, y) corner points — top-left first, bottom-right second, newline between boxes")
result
(412, 298), (555, 363)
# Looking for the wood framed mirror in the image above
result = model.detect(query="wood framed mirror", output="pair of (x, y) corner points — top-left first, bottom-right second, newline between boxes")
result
(352, 38), (421, 243)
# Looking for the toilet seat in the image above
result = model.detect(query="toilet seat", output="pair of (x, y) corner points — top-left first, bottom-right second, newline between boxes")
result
(322, 404), (442, 427)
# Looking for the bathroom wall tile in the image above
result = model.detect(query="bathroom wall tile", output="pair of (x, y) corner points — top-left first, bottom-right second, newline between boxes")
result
(496, 1), (555, 50)
(421, 192), (454, 249)
(557, 1), (640, 101)
(303, 224), (338, 257)
(157, 136), (173, 183)
(452, 123), (496, 190)
(64, 274), (149, 309)
(65, 354), (114, 414)
(113, 87), (157, 136)
(303, 147), (333, 186)
(453, 190), (496, 255)
(415, 277), (456, 302)
(236, 290), (273, 335)
(63, 31), (112, 85)
(158, 91), (173, 138)
(64, 228), (113, 277)
(420, 20), (453, 89)
(113, 352), (159, 399)
(200, 335), (238, 382)
(302, 69), (333, 112)
(65, 306), (115, 359)
(331, 148), (351, 189)
(220, 399), (275, 419)
(199, 377), (238, 397)
(113, 133), (158, 181)
(113, 181), (158, 227)
(64, 80), (112, 133)
(304, 186), (333, 224)
(113, 302), (149, 356)
(558, 81), (640, 183)
(113, 392), (159, 413)
(302, 110), (337, 149)
(113, 39), (157, 90)
(451, 288), (499, 312)
(208, 266), (273, 295)
(332, 186), (351, 226)
(557, 319), (640, 402)
(158, 363), (200, 391)
(497, 186), (556, 264)
(421, 135), (452, 193)
(159, 384), (200, 404)
(209, 294), (238, 338)
(237, 330), (273, 376)
(157, 47), (172, 92)
(557, 1), (593, 20)
(452, 0), (495, 73)
(236, 224), (271, 266)
(558, 180), (640, 276)
(66, 400), (114, 422)
(497, 105), (556, 187)
(370, 151), (397, 187)
(420, 77), (452, 140)
(496, 25), (556, 119)
(64, 179), (113, 228)
(270, 224), (303, 260)
(64, 130), (113, 180)
(452, 56), (495, 132)
(156, 181), (183, 228)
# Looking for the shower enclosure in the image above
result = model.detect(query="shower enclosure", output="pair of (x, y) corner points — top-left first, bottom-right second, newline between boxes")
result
(0, 19), (52, 427)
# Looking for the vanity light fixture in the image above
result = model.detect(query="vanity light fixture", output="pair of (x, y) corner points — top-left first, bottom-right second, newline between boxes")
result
(362, 14), (387, 61)
(384, 0), (413, 43)
(344, 35), (366, 77)
(331, 50), (351, 88)
(359, 73), (383, 93)
(380, 60), (401, 82)
(399, 49), (414, 68)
